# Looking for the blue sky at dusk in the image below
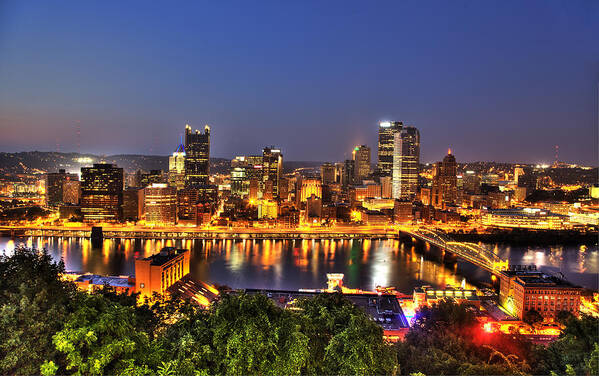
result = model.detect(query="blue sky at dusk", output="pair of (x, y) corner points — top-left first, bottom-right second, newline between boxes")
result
(0, 0), (597, 164)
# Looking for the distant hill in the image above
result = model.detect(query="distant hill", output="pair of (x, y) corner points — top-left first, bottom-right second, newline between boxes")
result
(0, 151), (324, 175)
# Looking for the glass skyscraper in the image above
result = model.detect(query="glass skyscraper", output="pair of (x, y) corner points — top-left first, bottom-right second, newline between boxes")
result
(391, 126), (420, 200)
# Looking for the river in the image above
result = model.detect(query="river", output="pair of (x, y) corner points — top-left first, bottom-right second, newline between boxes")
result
(0, 237), (597, 292)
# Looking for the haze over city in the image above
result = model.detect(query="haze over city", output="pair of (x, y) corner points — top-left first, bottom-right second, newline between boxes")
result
(1, 0), (598, 164)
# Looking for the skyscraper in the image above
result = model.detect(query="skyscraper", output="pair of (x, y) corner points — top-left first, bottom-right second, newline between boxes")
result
(392, 126), (420, 200)
(377, 121), (403, 176)
(431, 149), (458, 208)
(46, 169), (78, 206)
(184, 124), (210, 188)
(320, 163), (336, 185)
(262, 147), (283, 197)
(144, 183), (177, 226)
(352, 145), (371, 184)
(168, 142), (186, 190)
(81, 163), (124, 222)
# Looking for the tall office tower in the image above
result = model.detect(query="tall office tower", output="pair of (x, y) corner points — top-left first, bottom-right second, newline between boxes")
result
(168, 142), (186, 190)
(262, 147), (283, 197)
(342, 159), (355, 187)
(380, 176), (392, 198)
(352, 145), (371, 184)
(81, 163), (124, 222)
(334, 162), (344, 183)
(46, 169), (78, 206)
(320, 163), (336, 185)
(62, 180), (81, 205)
(431, 150), (458, 208)
(392, 126), (420, 200)
(144, 183), (177, 226)
(230, 164), (249, 198)
(377, 121), (403, 176)
(184, 124), (210, 188)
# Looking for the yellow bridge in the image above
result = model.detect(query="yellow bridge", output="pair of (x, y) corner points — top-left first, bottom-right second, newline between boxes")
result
(399, 227), (509, 275)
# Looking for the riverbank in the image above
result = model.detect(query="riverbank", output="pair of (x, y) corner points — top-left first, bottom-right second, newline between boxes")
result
(447, 229), (598, 246)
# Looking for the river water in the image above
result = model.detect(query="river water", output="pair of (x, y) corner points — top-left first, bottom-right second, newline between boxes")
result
(0, 237), (597, 292)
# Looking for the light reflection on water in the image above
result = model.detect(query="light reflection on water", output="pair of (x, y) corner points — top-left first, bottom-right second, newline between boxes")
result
(0, 237), (597, 291)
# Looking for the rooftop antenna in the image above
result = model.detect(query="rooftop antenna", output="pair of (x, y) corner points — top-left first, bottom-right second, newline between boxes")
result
(76, 121), (81, 155)
(554, 145), (559, 167)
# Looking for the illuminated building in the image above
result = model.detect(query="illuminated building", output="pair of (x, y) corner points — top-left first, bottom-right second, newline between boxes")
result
(62, 179), (81, 205)
(81, 163), (124, 223)
(257, 200), (278, 219)
(481, 208), (569, 230)
(248, 179), (260, 201)
(177, 188), (199, 225)
(362, 198), (395, 211)
(334, 162), (344, 183)
(123, 187), (144, 221)
(590, 184), (599, 199)
(320, 163), (336, 185)
(184, 124), (211, 188)
(71, 273), (135, 294)
(135, 247), (190, 298)
(299, 178), (322, 203)
(352, 145), (371, 184)
(262, 147), (283, 197)
(305, 194), (322, 221)
(230, 156), (250, 197)
(168, 142), (186, 190)
(362, 210), (389, 225)
(380, 176), (392, 198)
(431, 150), (457, 208)
(278, 204), (300, 228)
(462, 170), (480, 194)
(46, 169), (78, 206)
(143, 183), (177, 225)
(140, 170), (165, 188)
(392, 126), (420, 200)
(279, 177), (289, 201)
(377, 121), (403, 176)
(413, 285), (479, 308)
(499, 269), (582, 320)
(394, 200), (413, 223)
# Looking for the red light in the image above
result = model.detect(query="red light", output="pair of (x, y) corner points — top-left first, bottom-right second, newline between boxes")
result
(483, 322), (493, 333)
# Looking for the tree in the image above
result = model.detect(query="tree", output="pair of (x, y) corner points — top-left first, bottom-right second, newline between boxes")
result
(0, 247), (78, 375)
(555, 310), (574, 327)
(297, 292), (398, 375)
(538, 314), (599, 375)
(210, 293), (310, 375)
(523, 309), (543, 330)
(51, 294), (158, 375)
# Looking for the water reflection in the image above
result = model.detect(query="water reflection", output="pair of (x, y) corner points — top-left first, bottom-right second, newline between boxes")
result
(0, 237), (597, 291)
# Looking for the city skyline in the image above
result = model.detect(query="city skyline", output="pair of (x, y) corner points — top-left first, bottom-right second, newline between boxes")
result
(0, 1), (598, 164)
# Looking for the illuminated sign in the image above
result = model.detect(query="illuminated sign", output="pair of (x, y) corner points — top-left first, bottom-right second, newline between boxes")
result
(379, 121), (391, 127)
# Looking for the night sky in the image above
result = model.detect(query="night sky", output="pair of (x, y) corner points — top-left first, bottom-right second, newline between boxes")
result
(0, 1), (597, 164)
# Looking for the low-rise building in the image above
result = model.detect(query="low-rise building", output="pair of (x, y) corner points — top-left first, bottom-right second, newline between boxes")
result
(499, 268), (582, 320)
(135, 247), (190, 298)
(482, 208), (570, 230)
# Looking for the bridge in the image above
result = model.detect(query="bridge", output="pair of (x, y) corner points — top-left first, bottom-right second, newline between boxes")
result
(399, 227), (509, 275)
